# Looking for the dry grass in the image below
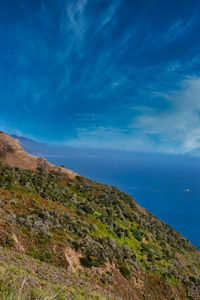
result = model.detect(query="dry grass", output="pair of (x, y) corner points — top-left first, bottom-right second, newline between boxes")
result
(0, 248), (117, 300)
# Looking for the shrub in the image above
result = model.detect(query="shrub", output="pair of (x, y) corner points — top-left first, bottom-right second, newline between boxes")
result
(6, 237), (15, 247)
(27, 248), (53, 263)
(80, 256), (102, 268)
(118, 263), (131, 279)
(131, 227), (143, 241)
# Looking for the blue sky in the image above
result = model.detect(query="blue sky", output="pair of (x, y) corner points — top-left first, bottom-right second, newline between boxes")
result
(1, 0), (200, 155)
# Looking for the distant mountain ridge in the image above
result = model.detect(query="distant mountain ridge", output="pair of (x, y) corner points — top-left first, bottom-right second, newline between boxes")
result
(9, 134), (57, 156)
(9, 133), (100, 160)
(0, 132), (77, 178)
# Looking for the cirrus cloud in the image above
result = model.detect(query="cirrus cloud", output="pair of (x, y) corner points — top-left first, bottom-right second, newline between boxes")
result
(67, 76), (200, 155)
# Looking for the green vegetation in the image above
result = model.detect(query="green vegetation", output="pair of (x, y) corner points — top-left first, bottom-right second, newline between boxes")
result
(80, 256), (102, 268)
(118, 263), (131, 278)
(0, 163), (199, 299)
(27, 248), (53, 263)
(0, 249), (113, 300)
(5, 236), (15, 247)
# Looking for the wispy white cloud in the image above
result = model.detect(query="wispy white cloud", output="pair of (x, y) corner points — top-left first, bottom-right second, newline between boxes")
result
(66, 125), (158, 152)
(58, 0), (89, 59)
(148, 17), (196, 50)
(66, 0), (88, 40)
(163, 18), (194, 43)
(131, 76), (200, 154)
(66, 76), (200, 155)
(94, 0), (121, 33)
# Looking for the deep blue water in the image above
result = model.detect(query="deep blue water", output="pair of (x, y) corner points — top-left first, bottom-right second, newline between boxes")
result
(47, 151), (200, 249)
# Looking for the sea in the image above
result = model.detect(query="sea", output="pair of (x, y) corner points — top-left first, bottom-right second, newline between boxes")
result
(47, 150), (200, 249)
(16, 137), (199, 249)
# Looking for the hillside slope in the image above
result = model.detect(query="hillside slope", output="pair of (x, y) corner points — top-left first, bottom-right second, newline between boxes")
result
(0, 132), (77, 178)
(0, 131), (199, 299)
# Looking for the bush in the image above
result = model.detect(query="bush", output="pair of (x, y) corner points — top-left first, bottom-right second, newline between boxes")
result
(6, 237), (15, 248)
(131, 227), (143, 241)
(27, 248), (53, 263)
(80, 256), (102, 268)
(118, 263), (131, 279)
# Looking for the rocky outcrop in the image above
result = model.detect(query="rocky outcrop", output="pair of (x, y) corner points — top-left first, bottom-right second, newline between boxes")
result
(0, 131), (77, 178)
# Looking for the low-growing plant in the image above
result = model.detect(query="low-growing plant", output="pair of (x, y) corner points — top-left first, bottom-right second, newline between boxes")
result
(6, 236), (15, 248)
(27, 248), (53, 263)
(80, 256), (102, 268)
(118, 263), (131, 279)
